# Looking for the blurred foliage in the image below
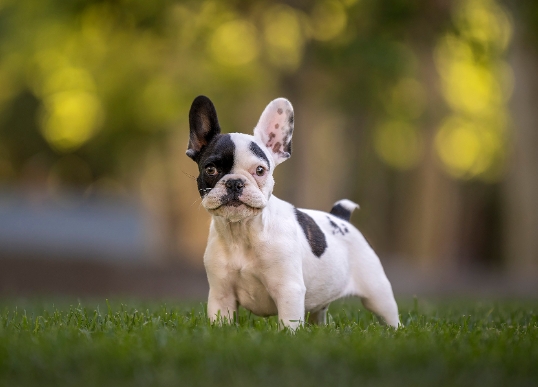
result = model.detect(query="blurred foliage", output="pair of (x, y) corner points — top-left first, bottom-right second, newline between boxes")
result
(0, 0), (514, 192)
(0, 0), (528, 266)
(434, 0), (512, 181)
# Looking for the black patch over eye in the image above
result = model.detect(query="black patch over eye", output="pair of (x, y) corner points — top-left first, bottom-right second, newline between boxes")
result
(205, 165), (218, 176)
(255, 166), (265, 176)
(195, 134), (235, 198)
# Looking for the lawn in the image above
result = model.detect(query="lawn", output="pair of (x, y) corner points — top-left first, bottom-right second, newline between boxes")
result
(0, 298), (536, 387)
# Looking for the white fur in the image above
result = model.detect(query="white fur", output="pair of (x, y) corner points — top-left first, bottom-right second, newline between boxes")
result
(253, 98), (294, 165)
(333, 198), (360, 211)
(198, 98), (400, 329)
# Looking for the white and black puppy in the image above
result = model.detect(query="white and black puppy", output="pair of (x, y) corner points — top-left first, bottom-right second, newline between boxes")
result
(187, 96), (400, 329)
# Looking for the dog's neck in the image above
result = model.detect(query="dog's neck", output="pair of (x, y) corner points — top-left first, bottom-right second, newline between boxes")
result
(211, 195), (281, 247)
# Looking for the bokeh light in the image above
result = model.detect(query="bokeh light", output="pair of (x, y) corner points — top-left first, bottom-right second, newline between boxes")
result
(263, 5), (305, 71)
(310, 0), (347, 41)
(436, 36), (503, 115)
(435, 116), (504, 179)
(454, 0), (512, 49)
(374, 120), (423, 170)
(209, 20), (260, 66)
(0, 0), (533, 276)
(434, 0), (512, 181)
(40, 90), (103, 152)
(382, 78), (426, 120)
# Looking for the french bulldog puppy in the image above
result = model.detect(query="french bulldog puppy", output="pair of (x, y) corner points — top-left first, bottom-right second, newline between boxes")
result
(187, 95), (400, 329)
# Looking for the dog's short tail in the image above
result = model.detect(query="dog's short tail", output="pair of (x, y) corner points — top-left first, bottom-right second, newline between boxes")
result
(330, 199), (360, 222)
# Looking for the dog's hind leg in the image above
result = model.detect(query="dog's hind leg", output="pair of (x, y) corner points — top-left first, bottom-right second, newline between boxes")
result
(359, 283), (400, 327)
(349, 244), (400, 327)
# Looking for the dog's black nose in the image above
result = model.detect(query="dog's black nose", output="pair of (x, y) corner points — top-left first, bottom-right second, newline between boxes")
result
(225, 179), (245, 193)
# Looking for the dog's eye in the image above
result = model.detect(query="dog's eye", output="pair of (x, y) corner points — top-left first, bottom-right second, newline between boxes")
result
(255, 166), (266, 176)
(205, 166), (218, 176)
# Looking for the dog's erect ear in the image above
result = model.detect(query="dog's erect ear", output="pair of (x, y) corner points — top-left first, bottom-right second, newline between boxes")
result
(253, 98), (294, 166)
(186, 96), (221, 161)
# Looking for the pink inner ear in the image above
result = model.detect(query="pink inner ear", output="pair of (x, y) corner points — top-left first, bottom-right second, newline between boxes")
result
(254, 98), (294, 164)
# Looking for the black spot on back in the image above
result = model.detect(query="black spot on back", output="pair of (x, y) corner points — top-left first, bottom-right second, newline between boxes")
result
(249, 141), (270, 169)
(196, 134), (235, 197)
(327, 216), (349, 236)
(330, 203), (351, 221)
(295, 209), (327, 258)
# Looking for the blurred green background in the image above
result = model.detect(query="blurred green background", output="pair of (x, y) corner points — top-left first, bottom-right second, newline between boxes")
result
(0, 0), (537, 297)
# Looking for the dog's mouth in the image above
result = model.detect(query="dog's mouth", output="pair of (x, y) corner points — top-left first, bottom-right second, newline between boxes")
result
(223, 199), (244, 208)
(201, 189), (267, 213)
(215, 197), (262, 210)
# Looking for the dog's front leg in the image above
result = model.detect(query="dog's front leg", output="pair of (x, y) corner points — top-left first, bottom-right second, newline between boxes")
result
(204, 235), (238, 325)
(269, 281), (306, 330)
(207, 288), (237, 325)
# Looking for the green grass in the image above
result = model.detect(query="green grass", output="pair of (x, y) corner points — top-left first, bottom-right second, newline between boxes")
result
(0, 298), (536, 387)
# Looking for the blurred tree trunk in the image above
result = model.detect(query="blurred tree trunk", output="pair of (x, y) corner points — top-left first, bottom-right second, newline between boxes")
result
(505, 34), (538, 276)
(397, 46), (461, 272)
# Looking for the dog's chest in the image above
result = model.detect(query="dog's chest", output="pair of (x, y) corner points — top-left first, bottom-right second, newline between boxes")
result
(223, 248), (278, 317)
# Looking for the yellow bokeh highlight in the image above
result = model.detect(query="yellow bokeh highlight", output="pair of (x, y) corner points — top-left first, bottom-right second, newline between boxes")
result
(374, 121), (423, 170)
(41, 66), (96, 96)
(444, 59), (501, 115)
(454, 0), (512, 49)
(263, 5), (305, 71)
(32, 63), (104, 152)
(40, 90), (103, 153)
(435, 116), (501, 179)
(434, 0), (512, 181)
(310, 0), (347, 41)
(209, 20), (259, 66)
(79, 5), (114, 63)
(383, 78), (426, 120)
(436, 36), (502, 115)
(30, 50), (70, 94)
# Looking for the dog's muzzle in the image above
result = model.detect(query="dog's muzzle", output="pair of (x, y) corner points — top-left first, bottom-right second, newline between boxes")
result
(220, 178), (246, 207)
(200, 175), (267, 217)
(225, 179), (244, 193)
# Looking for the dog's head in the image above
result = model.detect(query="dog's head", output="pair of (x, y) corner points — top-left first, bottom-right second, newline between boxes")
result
(186, 96), (294, 222)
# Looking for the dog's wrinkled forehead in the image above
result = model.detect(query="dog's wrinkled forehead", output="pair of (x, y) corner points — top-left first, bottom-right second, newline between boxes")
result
(229, 133), (272, 172)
